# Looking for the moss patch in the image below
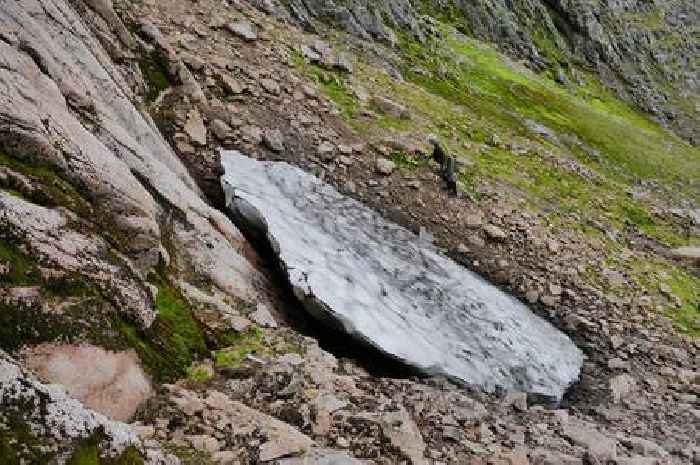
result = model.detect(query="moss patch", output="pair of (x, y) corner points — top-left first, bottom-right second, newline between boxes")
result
(213, 326), (264, 368)
(139, 50), (172, 103)
(113, 274), (208, 384)
(67, 433), (144, 465)
(0, 412), (55, 465)
(0, 151), (92, 218)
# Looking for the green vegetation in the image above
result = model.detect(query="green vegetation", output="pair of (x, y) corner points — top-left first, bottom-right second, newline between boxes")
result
(163, 444), (215, 465)
(114, 274), (208, 383)
(186, 363), (214, 383)
(68, 434), (144, 465)
(0, 150), (92, 217)
(390, 151), (428, 171)
(138, 50), (171, 103)
(0, 240), (41, 287)
(213, 326), (264, 368)
(0, 412), (55, 465)
(627, 258), (700, 337)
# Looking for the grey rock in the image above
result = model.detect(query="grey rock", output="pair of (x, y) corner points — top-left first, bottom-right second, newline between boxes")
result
(563, 421), (617, 462)
(609, 374), (637, 403)
(210, 119), (233, 141)
(184, 108), (207, 146)
(221, 152), (583, 399)
(277, 448), (369, 465)
(371, 96), (409, 119)
(226, 19), (257, 41)
(263, 129), (285, 152)
(260, 78), (281, 95)
(483, 224), (508, 241)
(670, 246), (700, 265)
(375, 158), (396, 175)
(250, 302), (278, 328)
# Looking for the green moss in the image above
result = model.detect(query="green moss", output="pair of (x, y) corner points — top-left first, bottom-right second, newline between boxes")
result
(186, 364), (214, 383)
(621, 258), (700, 337)
(68, 434), (144, 465)
(0, 151), (92, 218)
(213, 326), (264, 368)
(114, 275), (208, 383)
(0, 412), (55, 465)
(162, 444), (215, 465)
(0, 240), (41, 287)
(390, 151), (427, 171)
(139, 50), (172, 103)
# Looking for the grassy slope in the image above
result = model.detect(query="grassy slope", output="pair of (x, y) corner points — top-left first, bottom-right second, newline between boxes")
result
(292, 23), (699, 336)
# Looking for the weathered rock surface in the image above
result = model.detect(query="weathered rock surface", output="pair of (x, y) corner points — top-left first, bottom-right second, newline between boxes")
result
(221, 151), (583, 399)
(0, 350), (174, 463)
(21, 343), (152, 422)
(0, 0), (267, 313)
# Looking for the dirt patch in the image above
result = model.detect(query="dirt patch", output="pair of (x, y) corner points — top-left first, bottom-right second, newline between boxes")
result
(21, 343), (153, 421)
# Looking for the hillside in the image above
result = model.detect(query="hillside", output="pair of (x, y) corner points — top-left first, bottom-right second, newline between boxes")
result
(0, 1), (698, 465)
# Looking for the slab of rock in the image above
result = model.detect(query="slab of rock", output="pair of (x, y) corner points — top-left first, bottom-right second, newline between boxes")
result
(670, 246), (700, 265)
(371, 96), (409, 119)
(375, 157), (396, 175)
(221, 152), (583, 399)
(21, 344), (152, 422)
(250, 302), (278, 328)
(184, 108), (207, 146)
(277, 448), (369, 465)
(563, 421), (617, 462)
(226, 19), (257, 41)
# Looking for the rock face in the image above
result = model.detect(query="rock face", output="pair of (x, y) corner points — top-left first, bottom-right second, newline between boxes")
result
(221, 151), (583, 400)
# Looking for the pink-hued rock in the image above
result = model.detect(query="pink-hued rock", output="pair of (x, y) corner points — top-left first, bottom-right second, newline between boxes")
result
(22, 344), (153, 422)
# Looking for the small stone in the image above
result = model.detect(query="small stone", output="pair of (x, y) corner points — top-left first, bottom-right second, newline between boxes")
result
(442, 426), (464, 442)
(219, 74), (244, 95)
(186, 435), (222, 454)
(483, 224), (507, 241)
(318, 141), (335, 161)
(211, 450), (238, 464)
(226, 19), (257, 41)
(548, 283), (563, 296)
(609, 373), (636, 403)
(525, 290), (539, 304)
(375, 158), (396, 175)
(371, 96), (409, 119)
(210, 119), (233, 141)
(464, 214), (483, 229)
(228, 315), (252, 332)
(260, 78), (280, 95)
(250, 303), (277, 328)
(241, 125), (262, 144)
(184, 108), (207, 146)
(504, 391), (527, 412)
(263, 129), (284, 152)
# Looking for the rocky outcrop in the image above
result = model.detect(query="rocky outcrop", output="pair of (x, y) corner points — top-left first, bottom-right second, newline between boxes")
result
(0, 350), (175, 464)
(0, 0), (268, 313)
(0, 0), (269, 459)
(254, 0), (699, 144)
(21, 343), (153, 422)
(221, 151), (583, 400)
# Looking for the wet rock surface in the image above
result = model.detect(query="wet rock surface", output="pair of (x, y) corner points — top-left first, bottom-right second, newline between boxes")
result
(221, 151), (583, 399)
